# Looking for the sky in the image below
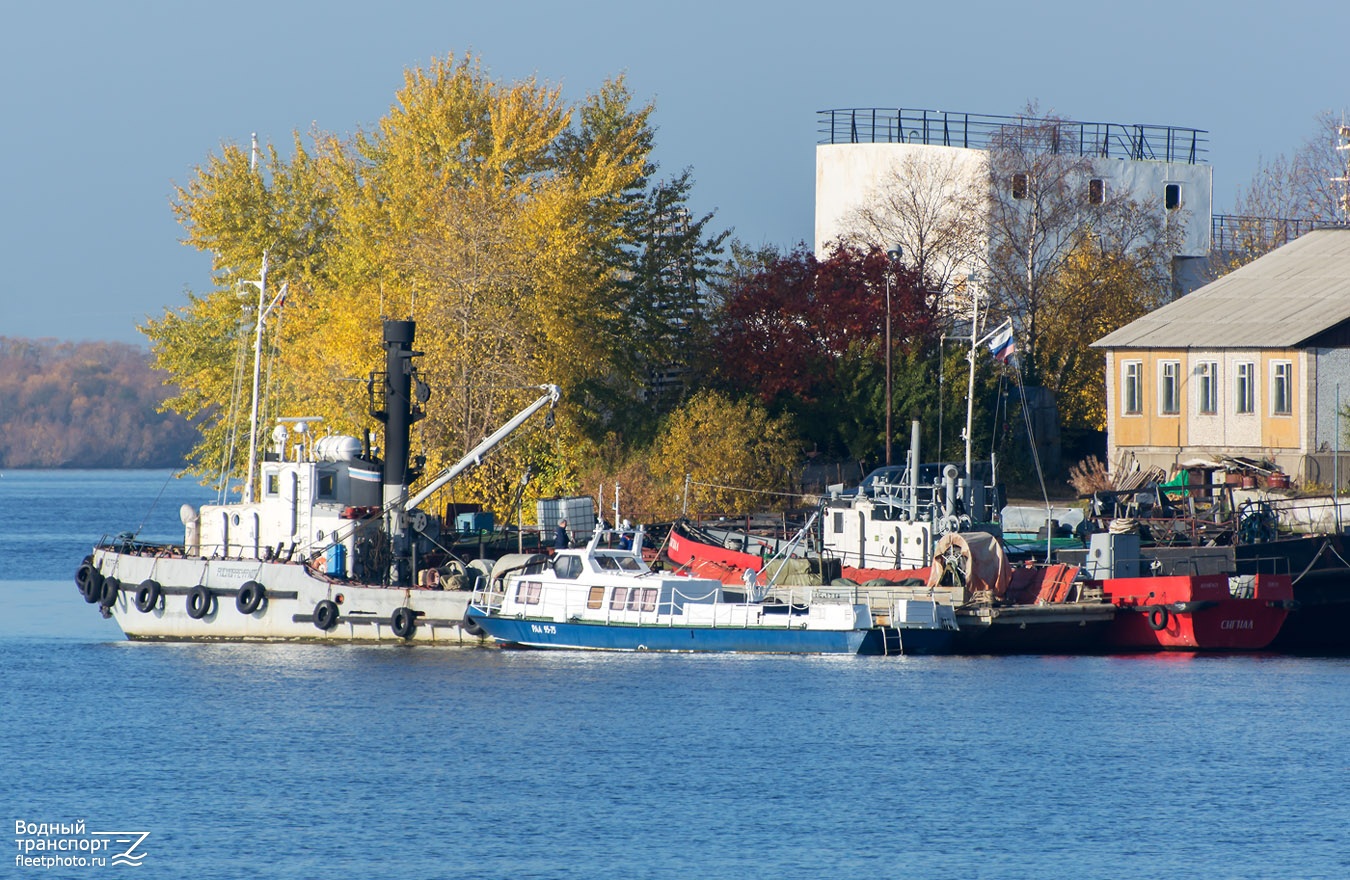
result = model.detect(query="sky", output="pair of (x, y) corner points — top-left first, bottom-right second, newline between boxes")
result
(2, 0), (1347, 345)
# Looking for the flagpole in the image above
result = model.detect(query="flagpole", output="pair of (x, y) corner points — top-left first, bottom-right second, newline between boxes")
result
(965, 281), (979, 480)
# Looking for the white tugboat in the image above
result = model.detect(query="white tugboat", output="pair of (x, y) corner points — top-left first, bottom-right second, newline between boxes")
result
(73, 317), (560, 643)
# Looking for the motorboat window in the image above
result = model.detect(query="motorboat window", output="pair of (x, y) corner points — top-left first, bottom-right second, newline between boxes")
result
(616, 556), (642, 572)
(555, 555), (582, 579)
(609, 587), (629, 610)
(514, 580), (542, 605)
(640, 587), (658, 611)
(595, 555), (620, 571)
(587, 586), (604, 609)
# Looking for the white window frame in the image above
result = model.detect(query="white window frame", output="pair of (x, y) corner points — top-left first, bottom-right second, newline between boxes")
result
(1236, 362), (1256, 414)
(1158, 360), (1181, 415)
(1088, 178), (1105, 205)
(1271, 361), (1293, 416)
(1122, 360), (1143, 415)
(1197, 361), (1218, 415)
(1165, 182), (1182, 211)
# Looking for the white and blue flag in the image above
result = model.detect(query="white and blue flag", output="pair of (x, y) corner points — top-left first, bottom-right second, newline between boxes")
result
(986, 320), (1015, 364)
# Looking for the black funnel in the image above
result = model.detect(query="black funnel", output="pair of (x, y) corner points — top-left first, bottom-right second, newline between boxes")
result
(381, 319), (418, 491)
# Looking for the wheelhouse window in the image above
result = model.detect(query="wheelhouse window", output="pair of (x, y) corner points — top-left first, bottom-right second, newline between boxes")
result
(625, 588), (659, 612)
(1122, 361), (1143, 415)
(1197, 361), (1218, 415)
(1236, 362), (1256, 414)
(317, 470), (336, 499)
(555, 556), (582, 579)
(833, 511), (844, 534)
(514, 580), (542, 605)
(1159, 360), (1180, 415)
(1271, 361), (1293, 416)
(265, 472), (281, 496)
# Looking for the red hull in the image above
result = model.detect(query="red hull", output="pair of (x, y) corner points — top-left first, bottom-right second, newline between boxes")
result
(1100, 573), (1292, 651)
(667, 524), (767, 573)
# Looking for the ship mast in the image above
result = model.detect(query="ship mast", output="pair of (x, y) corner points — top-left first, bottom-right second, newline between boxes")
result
(240, 253), (287, 503)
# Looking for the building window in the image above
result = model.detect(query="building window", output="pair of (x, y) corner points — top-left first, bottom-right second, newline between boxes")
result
(1236, 362), (1256, 414)
(1159, 360), (1180, 415)
(1123, 361), (1142, 415)
(1197, 361), (1218, 414)
(1012, 173), (1028, 199)
(1165, 183), (1182, 211)
(1089, 178), (1105, 205)
(1272, 361), (1293, 416)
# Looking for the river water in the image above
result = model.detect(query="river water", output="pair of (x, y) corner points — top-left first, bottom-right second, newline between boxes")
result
(1, 470), (1347, 878)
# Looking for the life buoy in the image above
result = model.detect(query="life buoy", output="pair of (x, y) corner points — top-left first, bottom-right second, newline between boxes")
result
(134, 580), (162, 613)
(461, 611), (486, 637)
(1147, 606), (1169, 631)
(99, 577), (121, 609)
(390, 606), (417, 639)
(313, 599), (340, 631)
(236, 580), (266, 615)
(186, 585), (213, 619)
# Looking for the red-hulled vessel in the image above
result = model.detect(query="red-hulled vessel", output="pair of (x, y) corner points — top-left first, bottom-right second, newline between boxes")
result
(1099, 572), (1294, 651)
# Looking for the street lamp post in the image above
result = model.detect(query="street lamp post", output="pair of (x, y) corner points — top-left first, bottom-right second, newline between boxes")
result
(884, 248), (901, 466)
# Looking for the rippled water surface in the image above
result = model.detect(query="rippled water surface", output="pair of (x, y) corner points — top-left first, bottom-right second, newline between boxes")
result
(2, 471), (1348, 878)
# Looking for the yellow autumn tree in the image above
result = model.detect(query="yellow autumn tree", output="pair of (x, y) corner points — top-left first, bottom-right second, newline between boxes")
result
(145, 53), (679, 520)
(1039, 232), (1172, 430)
(649, 390), (803, 518)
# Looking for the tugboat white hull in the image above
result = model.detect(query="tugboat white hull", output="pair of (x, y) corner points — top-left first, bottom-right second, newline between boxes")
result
(91, 549), (484, 644)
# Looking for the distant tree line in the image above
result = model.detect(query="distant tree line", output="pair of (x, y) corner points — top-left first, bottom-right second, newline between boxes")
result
(0, 338), (197, 468)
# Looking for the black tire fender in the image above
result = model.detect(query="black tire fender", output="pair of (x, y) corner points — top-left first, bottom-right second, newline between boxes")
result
(235, 580), (266, 615)
(81, 568), (105, 604)
(186, 585), (213, 620)
(75, 561), (97, 597)
(313, 599), (340, 631)
(390, 606), (417, 640)
(462, 611), (486, 637)
(134, 580), (162, 613)
(99, 577), (121, 609)
(1147, 606), (1169, 631)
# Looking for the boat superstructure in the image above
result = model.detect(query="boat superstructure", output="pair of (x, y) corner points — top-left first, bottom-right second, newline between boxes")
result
(74, 318), (560, 643)
(465, 529), (928, 654)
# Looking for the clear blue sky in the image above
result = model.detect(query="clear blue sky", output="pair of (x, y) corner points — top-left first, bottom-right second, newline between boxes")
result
(2, 0), (1346, 344)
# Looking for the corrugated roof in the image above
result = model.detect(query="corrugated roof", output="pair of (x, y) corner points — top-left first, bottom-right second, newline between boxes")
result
(1093, 228), (1350, 349)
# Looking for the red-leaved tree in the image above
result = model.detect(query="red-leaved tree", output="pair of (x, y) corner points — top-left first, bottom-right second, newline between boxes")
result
(713, 244), (940, 459)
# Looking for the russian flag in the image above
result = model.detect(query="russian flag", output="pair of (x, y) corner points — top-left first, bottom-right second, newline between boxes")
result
(987, 321), (1015, 363)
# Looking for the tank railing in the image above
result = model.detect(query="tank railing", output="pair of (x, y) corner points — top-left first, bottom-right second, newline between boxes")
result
(1212, 215), (1350, 254)
(818, 108), (1208, 164)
